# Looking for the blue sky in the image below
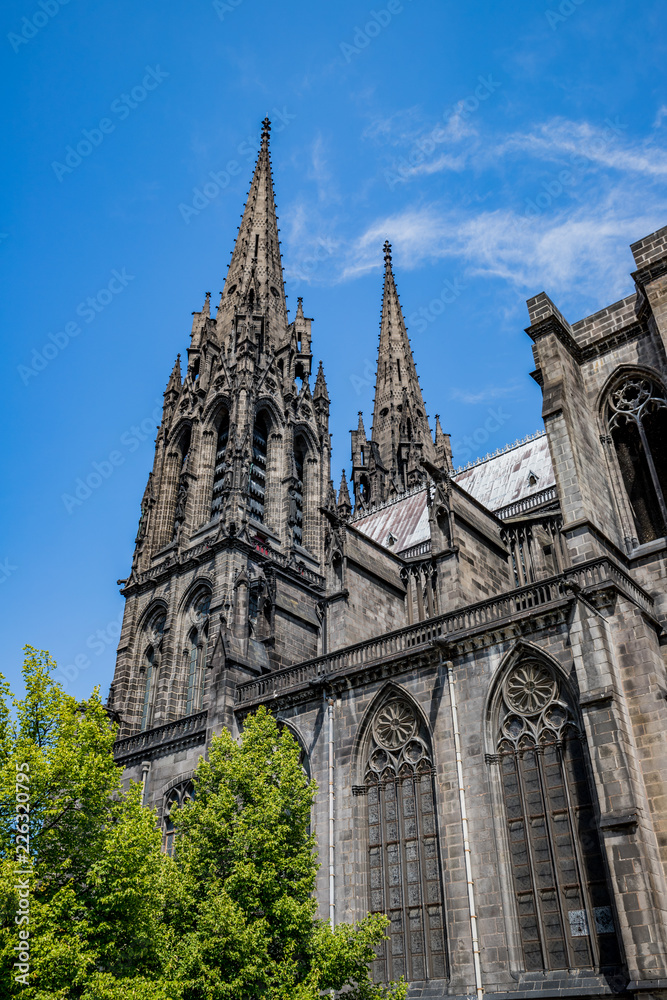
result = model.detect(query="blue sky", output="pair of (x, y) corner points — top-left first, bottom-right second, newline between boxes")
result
(2, 0), (667, 700)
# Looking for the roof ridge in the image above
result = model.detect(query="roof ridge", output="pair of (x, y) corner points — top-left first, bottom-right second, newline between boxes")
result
(452, 430), (545, 476)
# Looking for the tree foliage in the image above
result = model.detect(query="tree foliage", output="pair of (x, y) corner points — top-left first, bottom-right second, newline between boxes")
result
(0, 647), (406, 1000)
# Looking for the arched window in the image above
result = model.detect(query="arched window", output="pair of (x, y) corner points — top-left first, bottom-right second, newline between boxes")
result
(211, 410), (230, 518)
(493, 659), (621, 972)
(172, 427), (192, 540)
(292, 438), (305, 547)
(140, 647), (155, 732)
(607, 374), (667, 543)
(247, 413), (268, 522)
(163, 780), (195, 857)
(139, 611), (165, 732)
(364, 698), (447, 984)
(185, 592), (210, 715)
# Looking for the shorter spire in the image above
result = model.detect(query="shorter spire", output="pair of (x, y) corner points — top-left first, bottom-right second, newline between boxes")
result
(337, 470), (352, 517)
(314, 360), (329, 402)
(357, 411), (366, 435)
(166, 354), (182, 389)
(203, 291), (211, 318)
(296, 296), (305, 319)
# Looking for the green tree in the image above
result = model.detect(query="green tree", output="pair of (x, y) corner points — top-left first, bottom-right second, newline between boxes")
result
(0, 648), (405, 1000)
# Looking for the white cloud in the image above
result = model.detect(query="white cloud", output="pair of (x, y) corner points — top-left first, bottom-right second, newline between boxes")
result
(340, 194), (667, 302)
(496, 117), (667, 178)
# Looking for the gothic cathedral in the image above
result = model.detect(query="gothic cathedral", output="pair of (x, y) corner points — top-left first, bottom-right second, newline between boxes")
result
(109, 119), (667, 1000)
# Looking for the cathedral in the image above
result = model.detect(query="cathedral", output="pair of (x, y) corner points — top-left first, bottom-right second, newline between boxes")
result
(109, 118), (667, 1000)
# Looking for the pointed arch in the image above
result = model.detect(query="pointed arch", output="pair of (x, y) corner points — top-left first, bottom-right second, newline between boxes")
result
(597, 365), (667, 544)
(486, 643), (622, 973)
(354, 683), (447, 984)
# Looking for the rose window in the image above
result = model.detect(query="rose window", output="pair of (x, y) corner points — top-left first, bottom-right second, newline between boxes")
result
(505, 661), (556, 715)
(373, 700), (417, 750)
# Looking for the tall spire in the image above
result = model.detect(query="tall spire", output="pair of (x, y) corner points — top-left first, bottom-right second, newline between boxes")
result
(216, 117), (288, 345)
(371, 242), (434, 488)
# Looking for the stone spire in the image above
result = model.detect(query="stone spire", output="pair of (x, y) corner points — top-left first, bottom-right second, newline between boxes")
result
(434, 414), (453, 472)
(371, 242), (434, 488)
(216, 117), (288, 346)
(337, 469), (352, 517)
(314, 360), (329, 403)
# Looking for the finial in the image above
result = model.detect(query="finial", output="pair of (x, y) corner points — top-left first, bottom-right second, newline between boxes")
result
(383, 241), (392, 266)
(297, 295), (303, 305)
(261, 117), (271, 146)
(205, 291), (210, 301)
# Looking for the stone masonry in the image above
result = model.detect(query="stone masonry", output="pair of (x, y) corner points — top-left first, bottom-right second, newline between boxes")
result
(109, 120), (667, 1000)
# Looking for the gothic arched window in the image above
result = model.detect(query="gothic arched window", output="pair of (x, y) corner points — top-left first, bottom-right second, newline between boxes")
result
(184, 592), (210, 715)
(247, 413), (268, 522)
(606, 374), (667, 543)
(172, 427), (192, 540)
(140, 647), (155, 732)
(139, 611), (165, 732)
(292, 438), (306, 547)
(163, 780), (195, 857)
(493, 659), (621, 972)
(211, 409), (230, 518)
(364, 698), (447, 984)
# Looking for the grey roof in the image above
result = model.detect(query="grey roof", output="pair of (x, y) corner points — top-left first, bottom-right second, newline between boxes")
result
(452, 431), (555, 512)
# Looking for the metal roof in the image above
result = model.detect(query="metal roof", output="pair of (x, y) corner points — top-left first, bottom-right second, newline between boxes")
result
(351, 432), (556, 556)
(452, 432), (554, 512)
(351, 487), (430, 554)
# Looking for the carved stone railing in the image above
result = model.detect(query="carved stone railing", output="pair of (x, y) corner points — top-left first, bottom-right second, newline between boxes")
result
(495, 486), (558, 520)
(130, 536), (325, 591)
(235, 558), (653, 707)
(113, 710), (208, 765)
(398, 540), (432, 560)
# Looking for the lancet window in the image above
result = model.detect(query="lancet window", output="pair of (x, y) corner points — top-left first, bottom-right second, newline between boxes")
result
(163, 780), (195, 857)
(211, 409), (230, 518)
(247, 413), (268, 522)
(292, 439), (305, 547)
(139, 611), (165, 732)
(364, 698), (447, 983)
(184, 592), (210, 715)
(493, 659), (621, 972)
(606, 374), (667, 543)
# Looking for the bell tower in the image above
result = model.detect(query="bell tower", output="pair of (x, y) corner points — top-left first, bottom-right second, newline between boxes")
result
(109, 120), (331, 736)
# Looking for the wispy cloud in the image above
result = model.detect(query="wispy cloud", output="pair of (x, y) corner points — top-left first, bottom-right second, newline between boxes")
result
(495, 117), (667, 178)
(449, 382), (524, 405)
(340, 194), (667, 299)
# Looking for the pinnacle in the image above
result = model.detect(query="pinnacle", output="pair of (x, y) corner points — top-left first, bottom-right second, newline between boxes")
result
(314, 360), (329, 401)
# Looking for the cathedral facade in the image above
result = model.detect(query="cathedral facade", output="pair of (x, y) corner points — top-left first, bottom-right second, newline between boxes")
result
(109, 119), (667, 1000)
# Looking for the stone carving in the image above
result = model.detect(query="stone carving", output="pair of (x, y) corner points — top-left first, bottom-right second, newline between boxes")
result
(373, 700), (417, 750)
